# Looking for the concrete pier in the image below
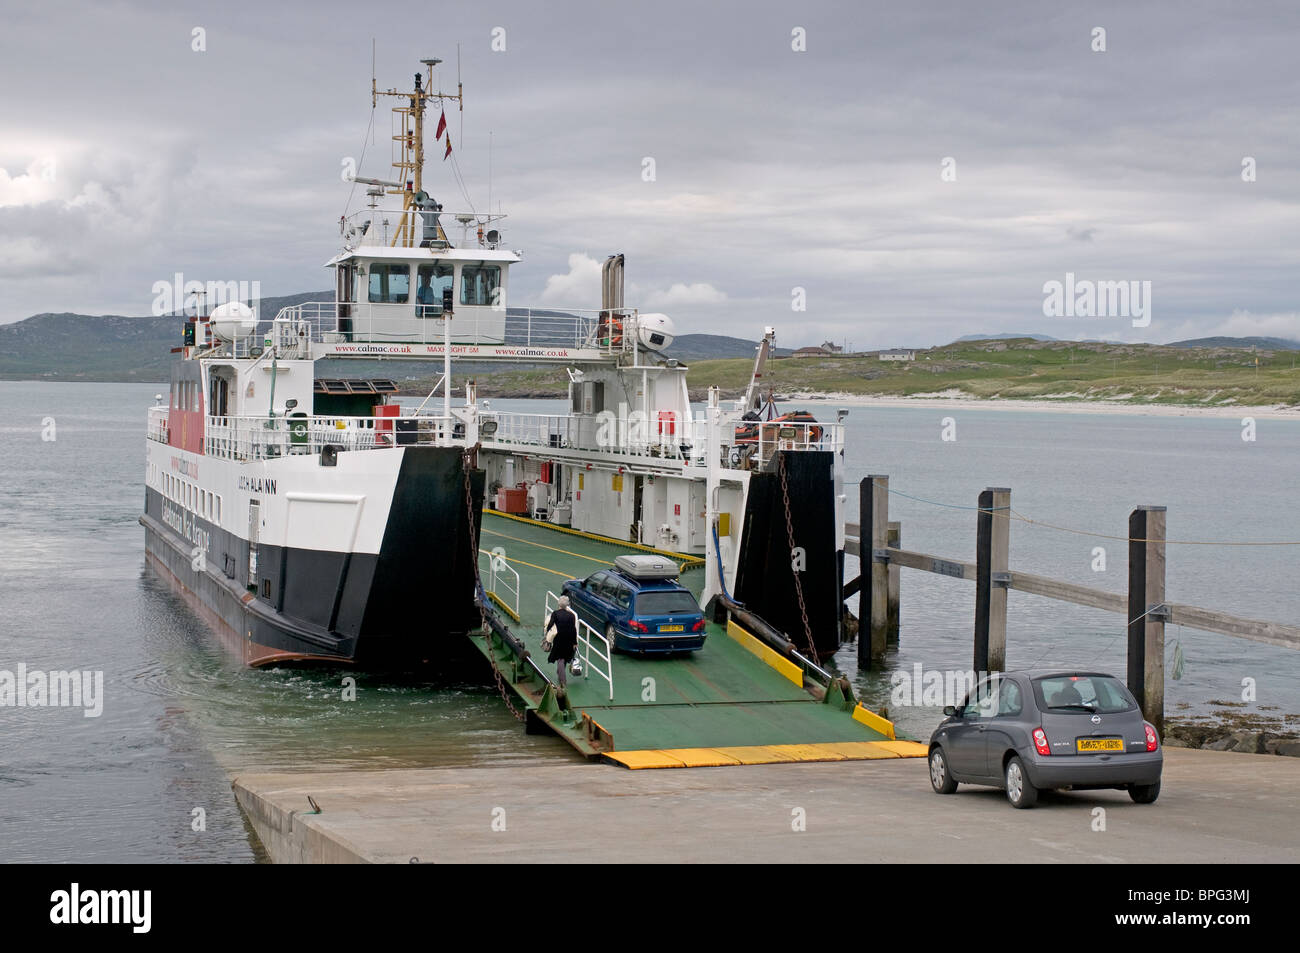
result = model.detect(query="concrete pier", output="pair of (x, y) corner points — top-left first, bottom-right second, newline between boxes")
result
(233, 748), (1300, 863)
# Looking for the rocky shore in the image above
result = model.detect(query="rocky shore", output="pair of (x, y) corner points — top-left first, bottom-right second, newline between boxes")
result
(1163, 702), (1300, 756)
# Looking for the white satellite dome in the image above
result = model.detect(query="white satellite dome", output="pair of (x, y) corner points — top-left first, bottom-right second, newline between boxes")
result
(637, 312), (676, 352)
(209, 301), (258, 342)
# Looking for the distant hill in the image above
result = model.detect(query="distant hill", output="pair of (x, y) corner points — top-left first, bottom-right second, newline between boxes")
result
(1166, 336), (1300, 351)
(665, 333), (791, 361)
(0, 294), (789, 381)
(954, 332), (1059, 342)
(0, 291), (334, 381)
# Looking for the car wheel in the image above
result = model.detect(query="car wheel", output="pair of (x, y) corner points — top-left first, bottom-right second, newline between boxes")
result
(929, 746), (958, 794)
(1128, 781), (1160, 804)
(1005, 755), (1038, 809)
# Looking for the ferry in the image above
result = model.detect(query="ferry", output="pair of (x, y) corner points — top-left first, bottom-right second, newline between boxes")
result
(141, 56), (850, 668)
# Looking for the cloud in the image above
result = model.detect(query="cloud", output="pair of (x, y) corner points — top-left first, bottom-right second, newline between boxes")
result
(2, 0), (1299, 353)
(642, 282), (727, 309)
(537, 253), (727, 320)
(538, 253), (603, 307)
(1208, 310), (1300, 341)
(0, 158), (61, 208)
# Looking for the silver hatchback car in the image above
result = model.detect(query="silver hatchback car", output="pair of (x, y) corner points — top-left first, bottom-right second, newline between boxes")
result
(927, 670), (1163, 808)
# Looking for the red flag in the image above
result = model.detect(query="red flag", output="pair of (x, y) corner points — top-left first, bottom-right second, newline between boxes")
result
(444, 135), (452, 160)
(435, 109), (447, 139)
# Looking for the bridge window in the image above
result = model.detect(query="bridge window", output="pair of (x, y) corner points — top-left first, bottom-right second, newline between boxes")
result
(368, 263), (411, 304)
(460, 264), (500, 306)
(415, 263), (454, 317)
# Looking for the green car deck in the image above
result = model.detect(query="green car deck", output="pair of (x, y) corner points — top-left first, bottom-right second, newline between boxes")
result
(470, 511), (927, 768)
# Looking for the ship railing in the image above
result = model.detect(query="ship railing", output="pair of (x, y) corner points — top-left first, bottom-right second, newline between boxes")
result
(747, 419), (844, 468)
(270, 300), (639, 356)
(545, 590), (614, 701)
(480, 411), (710, 467)
(478, 549), (521, 621)
(341, 207), (507, 252)
(147, 405), (170, 443)
(203, 413), (458, 461)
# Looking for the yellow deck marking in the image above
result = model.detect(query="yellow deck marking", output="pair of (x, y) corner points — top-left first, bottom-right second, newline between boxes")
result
(484, 509), (704, 569)
(486, 592), (521, 623)
(776, 744), (849, 762)
(481, 527), (621, 566)
(604, 741), (926, 768)
(725, 620), (803, 686)
(869, 740), (930, 757)
(604, 750), (689, 769)
(852, 703), (897, 740)
(652, 747), (745, 767)
(816, 741), (901, 759)
(710, 745), (798, 764)
(486, 553), (572, 580)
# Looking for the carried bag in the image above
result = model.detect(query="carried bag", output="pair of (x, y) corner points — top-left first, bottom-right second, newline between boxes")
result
(541, 621), (556, 653)
(570, 656), (583, 677)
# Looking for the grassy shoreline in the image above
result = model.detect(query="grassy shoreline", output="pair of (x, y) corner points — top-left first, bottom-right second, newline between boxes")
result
(389, 336), (1300, 409)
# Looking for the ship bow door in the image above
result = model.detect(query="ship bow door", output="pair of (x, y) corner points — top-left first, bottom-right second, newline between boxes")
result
(247, 500), (260, 588)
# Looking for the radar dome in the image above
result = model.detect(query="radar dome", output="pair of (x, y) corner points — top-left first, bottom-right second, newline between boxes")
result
(637, 313), (676, 352)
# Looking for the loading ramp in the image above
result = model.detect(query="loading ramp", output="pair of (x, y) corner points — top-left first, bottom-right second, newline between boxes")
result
(468, 512), (927, 768)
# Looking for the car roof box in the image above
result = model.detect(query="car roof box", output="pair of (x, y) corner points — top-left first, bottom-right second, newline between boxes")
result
(614, 554), (679, 580)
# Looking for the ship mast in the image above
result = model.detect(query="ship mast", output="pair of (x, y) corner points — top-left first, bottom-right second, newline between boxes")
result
(372, 57), (462, 248)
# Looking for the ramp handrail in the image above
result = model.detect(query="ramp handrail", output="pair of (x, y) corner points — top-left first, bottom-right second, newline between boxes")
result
(478, 549), (521, 620)
(544, 590), (614, 701)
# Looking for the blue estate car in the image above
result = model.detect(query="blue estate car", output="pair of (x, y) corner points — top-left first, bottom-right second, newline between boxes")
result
(561, 554), (707, 655)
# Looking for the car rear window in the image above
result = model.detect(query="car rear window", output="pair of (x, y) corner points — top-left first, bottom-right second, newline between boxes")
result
(1033, 675), (1137, 714)
(634, 591), (700, 616)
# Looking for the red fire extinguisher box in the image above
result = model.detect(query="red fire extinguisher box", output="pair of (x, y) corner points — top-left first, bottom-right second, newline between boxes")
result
(373, 403), (399, 446)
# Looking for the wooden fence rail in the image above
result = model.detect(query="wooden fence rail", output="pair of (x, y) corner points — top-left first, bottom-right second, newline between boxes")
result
(844, 477), (1300, 734)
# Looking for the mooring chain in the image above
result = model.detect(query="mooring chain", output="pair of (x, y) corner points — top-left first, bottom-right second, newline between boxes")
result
(778, 452), (819, 661)
(463, 451), (525, 722)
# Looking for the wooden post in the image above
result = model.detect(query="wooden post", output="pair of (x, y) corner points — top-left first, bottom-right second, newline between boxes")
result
(870, 476), (889, 660)
(974, 487), (1011, 673)
(1128, 506), (1167, 737)
(887, 521), (901, 641)
(858, 475), (889, 667)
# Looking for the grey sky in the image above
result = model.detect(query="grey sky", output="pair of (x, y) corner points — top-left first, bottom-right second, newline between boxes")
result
(1, 0), (1297, 348)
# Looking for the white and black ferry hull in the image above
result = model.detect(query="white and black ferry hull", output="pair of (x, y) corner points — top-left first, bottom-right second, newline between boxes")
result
(142, 443), (484, 667)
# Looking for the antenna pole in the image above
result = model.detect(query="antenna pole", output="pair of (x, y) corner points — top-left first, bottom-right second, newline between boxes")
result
(372, 55), (462, 247)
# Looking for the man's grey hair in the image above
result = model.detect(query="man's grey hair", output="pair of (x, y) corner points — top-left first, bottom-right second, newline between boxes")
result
(557, 595), (570, 608)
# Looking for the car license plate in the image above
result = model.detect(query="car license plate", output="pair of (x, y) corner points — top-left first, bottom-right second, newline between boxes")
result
(1076, 737), (1124, 753)
(659, 624), (684, 632)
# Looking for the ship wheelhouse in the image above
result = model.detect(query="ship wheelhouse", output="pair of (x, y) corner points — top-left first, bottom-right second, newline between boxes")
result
(325, 232), (519, 345)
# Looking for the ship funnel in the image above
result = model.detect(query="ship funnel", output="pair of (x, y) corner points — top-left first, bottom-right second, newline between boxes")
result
(601, 253), (625, 312)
